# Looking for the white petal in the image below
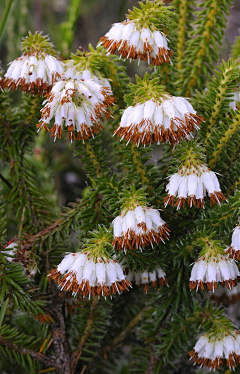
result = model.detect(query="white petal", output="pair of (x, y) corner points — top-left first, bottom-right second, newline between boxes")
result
(125, 210), (136, 231)
(141, 271), (149, 284)
(134, 206), (146, 224)
(162, 100), (175, 119)
(166, 174), (181, 196)
(143, 100), (156, 120)
(113, 216), (122, 237)
(187, 174), (198, 196)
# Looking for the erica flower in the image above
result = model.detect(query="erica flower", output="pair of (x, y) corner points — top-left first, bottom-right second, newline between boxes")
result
(100, 20), (172, 65)
(114, 97), (203, 146)
(123, 265), (168, 293)
(113, 205), (169, 252)
(37, 78), (115, 141)
(189, 330), (240, 370)
(48, 228), (131, 298)
(99, 1), (174, 65)
(164, 154), (226, 209)
(0, 32), (63, 95)
(189, 244), (240, 292)
(48, 251), (131, 298)
(226, 224), (240, 260)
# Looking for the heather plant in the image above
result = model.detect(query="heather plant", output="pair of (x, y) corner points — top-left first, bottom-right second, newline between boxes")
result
(1, 0), (240, 373)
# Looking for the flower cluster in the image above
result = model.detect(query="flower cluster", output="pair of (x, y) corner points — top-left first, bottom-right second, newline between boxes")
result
(164, 161), (225, 209)
(48, 251), (131, 298)
(190, 250), (240, 292)
(38, 79), (115, 141)
(0, 32), (63, 95)
(226, 224), (240, 260)
(100, 20), (172, 65)
(112, 205), (170, 252)
(123, 265), (168, 293)
(114, 96), (203, 146)
(189, 331), (240, 370)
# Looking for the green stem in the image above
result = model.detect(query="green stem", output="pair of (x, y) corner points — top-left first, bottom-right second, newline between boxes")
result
(0, 0), (14, 40)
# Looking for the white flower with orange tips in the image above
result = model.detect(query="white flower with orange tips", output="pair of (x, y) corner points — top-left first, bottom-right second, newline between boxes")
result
(112, 188), (170, 252)
(123, 265), (168, 293)
(99, 1), (174, 65)
(37, 78), (115, 141)
(164, 143), (226, 209)
(100, 20), (172, 66)
(114, 74), (203, 146)
(114, 97), (203, 146)
(48, 251), (131, 298)
(189, 239), (240, 292)
(0, 32), (63, 95)
(48, 229), (131, 298)
(189, 330), (240, 370)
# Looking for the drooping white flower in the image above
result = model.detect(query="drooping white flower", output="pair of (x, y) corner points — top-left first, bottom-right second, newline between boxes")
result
(0, 32), (64, 95)
(164, 163), (226, 209)
(189, 330), (240, 370)
(123, 265), (168, 293)
(0, 54), (64, 95)
(114, 97), (203, 146)
(226, 224), (240, 260)
(99, 20), (173, 65)
(37, 78), (115, 141)
(189, 252), (240, 292)
(48, 251), (131, 298)
(112, 205), (170, 252)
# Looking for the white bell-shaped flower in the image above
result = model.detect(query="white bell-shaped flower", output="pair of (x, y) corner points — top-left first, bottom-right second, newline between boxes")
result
(189, 331), (240, 370)
(164, 163), (226, 209)
(114, 97), (203, 146)
(1, 54), (64, 95)
(48, 251), (131, 298)
(99, 20), (173, 65)
(38, 78), (115, 142)
(189, 253), (240, 292)
(122, 265), (168, 293)
(112, 205), (170, 252)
